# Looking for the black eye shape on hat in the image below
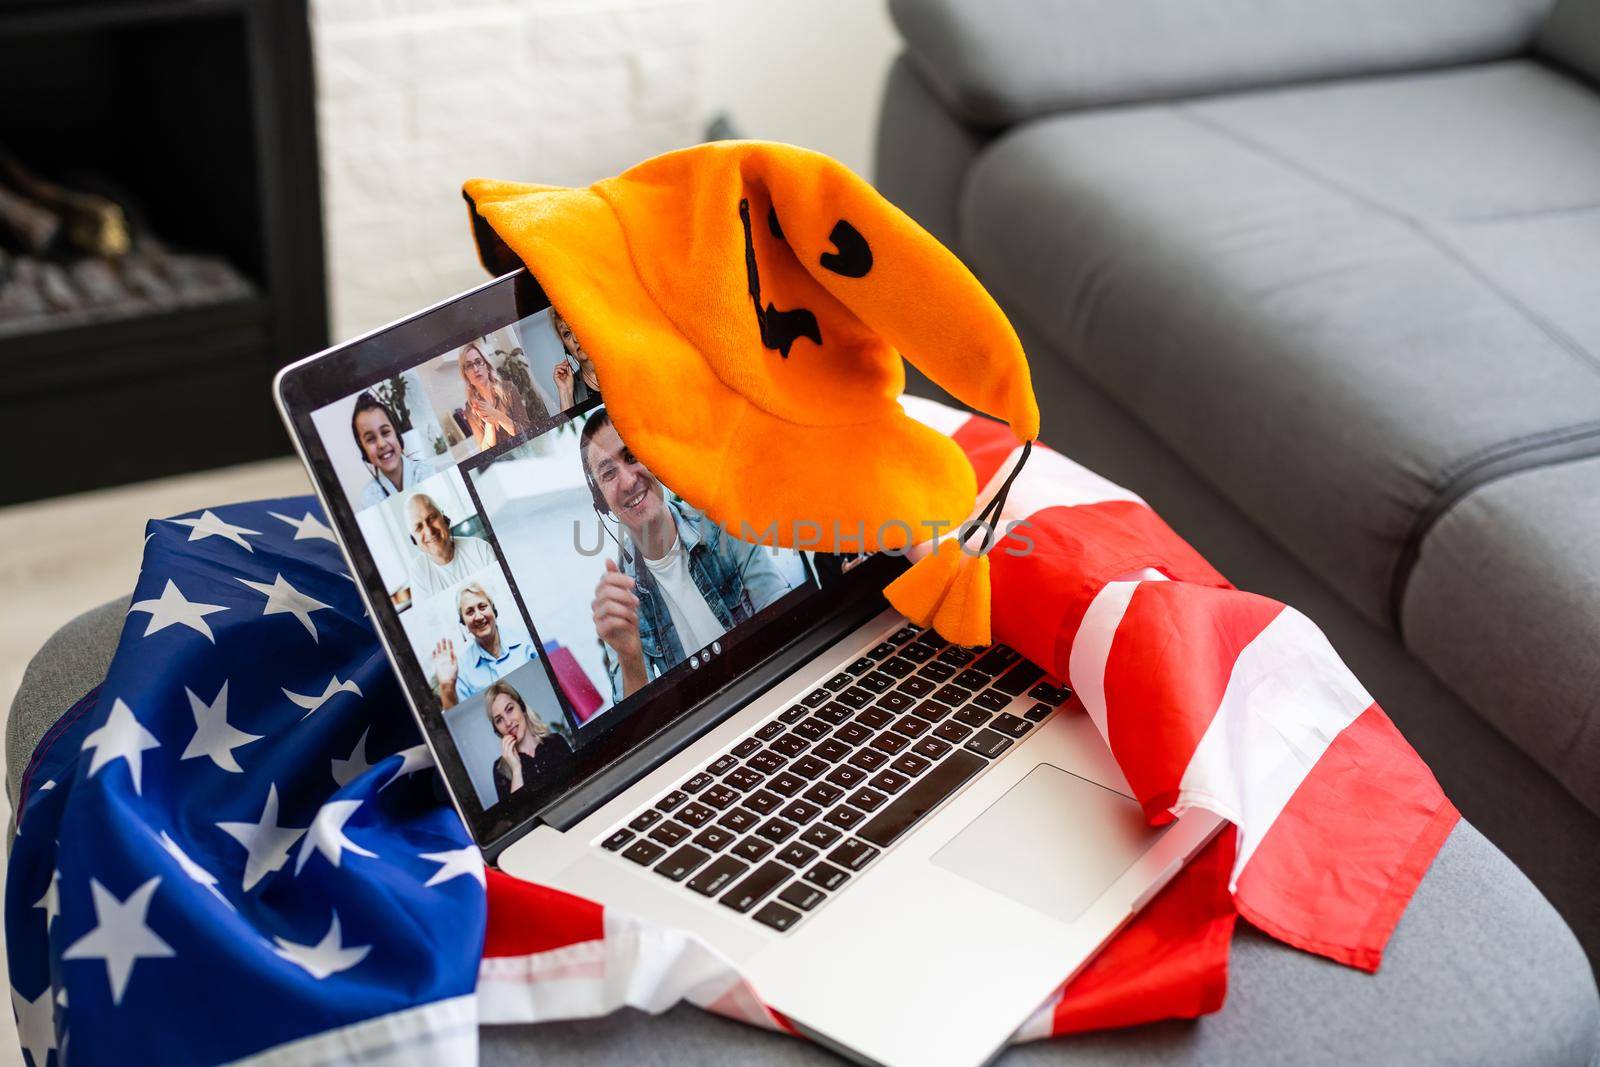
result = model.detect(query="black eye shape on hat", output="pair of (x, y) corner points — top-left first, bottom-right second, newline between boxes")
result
(819, 219), (872, 278)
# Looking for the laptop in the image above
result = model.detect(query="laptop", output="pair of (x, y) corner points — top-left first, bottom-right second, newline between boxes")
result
(274, 268), (1222, 1067)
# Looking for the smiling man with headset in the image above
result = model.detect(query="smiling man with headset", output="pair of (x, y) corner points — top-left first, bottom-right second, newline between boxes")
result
(580, 407), (791, 702)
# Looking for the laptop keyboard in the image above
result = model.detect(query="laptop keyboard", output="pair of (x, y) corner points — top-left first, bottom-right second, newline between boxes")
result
(597, 624), (1073, 934)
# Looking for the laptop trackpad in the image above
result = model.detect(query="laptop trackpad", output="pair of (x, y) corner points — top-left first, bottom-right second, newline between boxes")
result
(931, 764), (1168, 925)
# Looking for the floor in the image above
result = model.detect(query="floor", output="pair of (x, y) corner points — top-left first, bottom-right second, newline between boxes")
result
(0, 456), (312, 1065)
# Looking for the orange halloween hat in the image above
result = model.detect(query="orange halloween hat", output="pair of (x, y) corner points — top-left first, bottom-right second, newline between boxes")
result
(463, 140), (1037, 645)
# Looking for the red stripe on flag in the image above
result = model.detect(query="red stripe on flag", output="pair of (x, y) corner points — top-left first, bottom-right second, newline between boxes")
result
(1232, 705), (1458, 972)
(1102, 584), (1285, 821)
(951, 412), (1024, 487)
(1053, 826), (1237, 1035)
(484, 868), (605, 957)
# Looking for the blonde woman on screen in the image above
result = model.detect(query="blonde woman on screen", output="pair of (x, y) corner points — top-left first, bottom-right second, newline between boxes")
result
(485, 680), (572, 800)
(549, 309), (600, 411)
(458, 341), (531, 450)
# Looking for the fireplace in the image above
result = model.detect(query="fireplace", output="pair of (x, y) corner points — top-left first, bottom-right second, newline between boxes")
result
(0, 0), (327, 504)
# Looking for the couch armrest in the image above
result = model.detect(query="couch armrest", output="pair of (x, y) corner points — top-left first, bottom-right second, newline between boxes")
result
(889, 0), (1551, 126)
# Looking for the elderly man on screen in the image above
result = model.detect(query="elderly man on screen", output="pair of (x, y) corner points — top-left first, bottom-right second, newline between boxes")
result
(405, 492), (499, 596)
(432, 581), (535, 709)
(582, 409), (790, 703)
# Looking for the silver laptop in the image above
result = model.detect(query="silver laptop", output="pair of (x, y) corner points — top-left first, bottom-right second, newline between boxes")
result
(274, 269), (1222, 1067)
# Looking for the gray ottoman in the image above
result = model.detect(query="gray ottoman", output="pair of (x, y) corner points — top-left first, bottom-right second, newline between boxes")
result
(11, 601), (1600, 1066)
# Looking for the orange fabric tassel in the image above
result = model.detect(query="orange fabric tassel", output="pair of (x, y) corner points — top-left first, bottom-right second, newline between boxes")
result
(885, 547), (992, 648)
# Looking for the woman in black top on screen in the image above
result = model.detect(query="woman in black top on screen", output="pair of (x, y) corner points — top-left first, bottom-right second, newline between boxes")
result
(486, 680), (573, 801)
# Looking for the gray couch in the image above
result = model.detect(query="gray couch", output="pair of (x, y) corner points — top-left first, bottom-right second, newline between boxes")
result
(878, 0), (1600, 964)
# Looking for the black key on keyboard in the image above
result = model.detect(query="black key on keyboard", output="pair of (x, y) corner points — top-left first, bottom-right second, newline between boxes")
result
(601, 828), (634, 851)
(972, 689), (1011, 712)
(629, 810), (663, 832)
(878, 656), (915, 679)
(833, 722), (872, 747)
(803, 781), (845, 806)
(676, 802), (716, 827)
(870, 732), (909, 756)
(847, 787), (887, 812)
(781, 799), (823, 824)
(855, 706), (893, 730)
(847, 747), (888, 771)
(954, 669), (993, 691)
(824, 672), (854, 691)
(890, 752), (932, 777)
(900, 676), (936, 699)
(748, 750), (788, 775)
(878, 691), (915, 714)
(791, 719), (829, 742)
(813, 702), (852, 725)
(846, 656), (876, 675)
(888, 626), (920, 645)
(1030, 681), (1072, 705)
(814, 738), (852, 763)
(934, 720), (973, 745)
(867, 642), (898, 659)
(724, 766), (764, 792)
(802, 688), (831, 707)
(829, 838), (880, 871)
(731, 737), (762, 758)
(891, 714), (933, 738)
(900, 641), (938, 663)
(953, 707), (992, 729)
(719, 807), (760, 833)
(768, 771), (807, 797)
(932, 684), (973, 707)
(655, 845), (711, 882)
(683, 772), (714, 793)
(731, 836), (773, 863)
(770, 733), (810, 757)
(938, 646), (977, 667)
(824, 805), (866, 831)
(688, 855), (749, 896)
(800, 823), (842, 849)
(858, 671), (894, 694)
(753, 901), (802, 931)
(656, 790), (689, 813)
(791, 754), (830, 780)
(777, 842), (818, 867)
(622, 839), (666, 866)
(779, 882), (826, 911)
(964, 729), (1013, 759)
(745, 789), (782, 815)
(707, 753), (740, 775)
(649, 821), (691, 846)
(694, 825), (737, 852)
(825, 764), (867, 788)
(858, 750), (985, 849)
(804, 861), (850, 891)
(756, 720), (786, 741)
(912, 737), (952, 761)
(756, 818), (798, 844)
(869, 769), (911, 794)
(990, 713), (1031, 738)
(779, 704), (809, 724)
(1024, 702), (1052, 722)
(920, 661), (955, 682)
(972, 644), (1021, 675)
(720, 862), (792, 912)
(701, 784), (740, 809)
(914, 698), (952, 721)
(993, 661), (1044, 696)
(836, 687), (873, 710)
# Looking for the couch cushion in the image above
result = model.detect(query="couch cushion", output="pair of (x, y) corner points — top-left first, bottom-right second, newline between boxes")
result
(1404, 456), (1600, 816)
(1538, 0), (1600, 86)
(960, 60), (1600, 632)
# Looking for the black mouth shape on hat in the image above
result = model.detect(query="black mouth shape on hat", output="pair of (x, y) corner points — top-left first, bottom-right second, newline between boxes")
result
(739, 197), (822, 358)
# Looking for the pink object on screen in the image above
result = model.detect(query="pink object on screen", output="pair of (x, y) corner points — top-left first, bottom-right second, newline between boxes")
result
(546, 645), (604, 722)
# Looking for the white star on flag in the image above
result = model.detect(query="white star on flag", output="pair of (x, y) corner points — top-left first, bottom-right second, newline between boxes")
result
(379, 743), (434, 791)
(271, 510), (338, 543)
(217, 784), (308, 892)
(127, 580), (228, 643)
(330, 727), (374, 788)
(284, 676), (362, 719)
(273, 912), (371, 980)
(181, 681), (261, 773)
(81, 699), (161, 795)
(294, 799), (378, 874)
(238, 573), (332, 641)
(33, 869), (59, 931)
(61, 877), (175, 1005)
(420, 845), (485, 888)
(158, 831), (234, 911)
(10, 983), (55, 1067)
(168, 510), (260, 551)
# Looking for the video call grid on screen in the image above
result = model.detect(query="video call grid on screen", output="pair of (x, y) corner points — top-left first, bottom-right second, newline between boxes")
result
(309, 301), (821, 825)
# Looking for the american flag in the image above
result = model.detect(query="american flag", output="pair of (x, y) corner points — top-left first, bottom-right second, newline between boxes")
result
(5, 397), (1453, 1065)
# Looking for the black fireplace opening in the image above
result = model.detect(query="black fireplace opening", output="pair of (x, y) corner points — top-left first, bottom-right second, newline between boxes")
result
(0, 0), (327, 504)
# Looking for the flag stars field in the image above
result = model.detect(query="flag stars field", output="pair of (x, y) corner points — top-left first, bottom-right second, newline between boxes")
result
(127, 580), (228, 642)
(238, 573), (333, 641)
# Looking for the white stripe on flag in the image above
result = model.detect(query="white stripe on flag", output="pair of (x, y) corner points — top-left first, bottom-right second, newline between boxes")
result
(1175, 607), (1373, 886)
(991, 445), (1146, 522)
(1068, 572), (1168, 738)
(225, 994), (477, 1067)
(897, 394), (973, 436)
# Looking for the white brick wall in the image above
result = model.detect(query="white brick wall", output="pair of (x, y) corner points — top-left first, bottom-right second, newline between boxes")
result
(310, 0), (709, 340)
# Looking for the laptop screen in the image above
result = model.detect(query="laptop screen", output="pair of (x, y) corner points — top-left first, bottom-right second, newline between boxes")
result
(285, 272), (892, 845)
